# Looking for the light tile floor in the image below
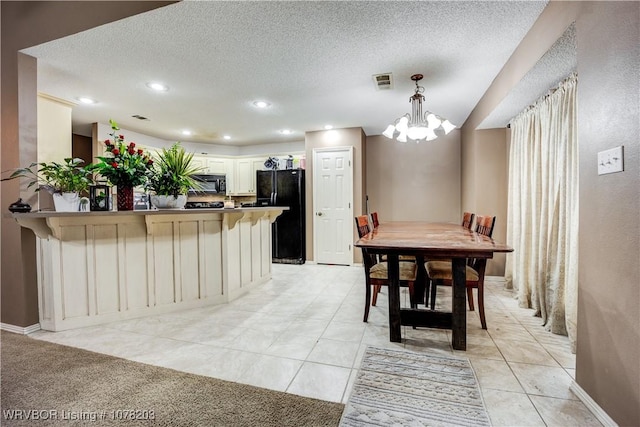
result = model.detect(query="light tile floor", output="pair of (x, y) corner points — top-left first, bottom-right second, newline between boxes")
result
(30, 264), (602, 426)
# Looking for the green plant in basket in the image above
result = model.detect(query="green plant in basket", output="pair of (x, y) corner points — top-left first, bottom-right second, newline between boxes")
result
(147, 142), (203, 198)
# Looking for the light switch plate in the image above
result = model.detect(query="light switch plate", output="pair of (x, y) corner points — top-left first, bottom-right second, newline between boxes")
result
(597, 146), (624, 175)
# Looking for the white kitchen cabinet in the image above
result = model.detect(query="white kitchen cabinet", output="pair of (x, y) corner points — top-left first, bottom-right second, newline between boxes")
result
(191, 155), (208, 173)
(191, 156), (228, 175)
(231, 157), (266, 194)
(251, 158), (266, 187)
(207, 158), (227, 175)
(234, 159), (253, 194)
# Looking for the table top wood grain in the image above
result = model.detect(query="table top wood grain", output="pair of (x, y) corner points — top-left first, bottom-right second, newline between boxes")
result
(355, 221), (513, 258)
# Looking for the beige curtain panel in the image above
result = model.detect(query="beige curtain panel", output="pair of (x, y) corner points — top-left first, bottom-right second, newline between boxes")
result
(505, 73), (579, 351)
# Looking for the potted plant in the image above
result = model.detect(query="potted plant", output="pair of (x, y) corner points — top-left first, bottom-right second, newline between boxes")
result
(87, 119), (153, 210)
(147, 142), (203, 209)
(1, 157), (93, 212)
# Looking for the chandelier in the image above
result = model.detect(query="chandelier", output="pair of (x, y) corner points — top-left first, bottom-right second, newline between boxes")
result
(382, 74), (455, 142)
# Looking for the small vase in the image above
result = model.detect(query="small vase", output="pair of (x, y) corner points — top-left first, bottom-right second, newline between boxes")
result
(117, 185), (134, 211)
(150, 194), (187, 209)
(53, 192), (80, 212)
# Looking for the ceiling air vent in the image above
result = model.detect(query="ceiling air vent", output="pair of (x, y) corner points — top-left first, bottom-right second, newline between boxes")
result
(132, 114), (149, 121)
(372, 73), (393, 91)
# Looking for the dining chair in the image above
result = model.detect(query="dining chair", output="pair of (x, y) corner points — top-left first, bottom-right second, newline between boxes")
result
(370, 211), (380, 228)
(369, 211), (417, 305)
(462, 211), (475, 230)
(424, 215), (496, 329)
(355, 215), (418, 322)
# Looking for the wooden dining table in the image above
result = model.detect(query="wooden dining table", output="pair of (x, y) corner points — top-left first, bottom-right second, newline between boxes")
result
(354, 221), (513, 350)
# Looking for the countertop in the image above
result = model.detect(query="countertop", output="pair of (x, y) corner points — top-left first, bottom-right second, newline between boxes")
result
(7, 206), (288, 219)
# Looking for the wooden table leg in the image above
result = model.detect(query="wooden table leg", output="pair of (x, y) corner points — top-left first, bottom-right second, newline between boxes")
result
(387, 253), (402, 342)
(414, 255), (426, 307)
(451, 257), (467, 350)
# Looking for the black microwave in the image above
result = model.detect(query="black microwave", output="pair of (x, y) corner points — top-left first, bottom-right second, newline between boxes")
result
(191, 174), (226, 194)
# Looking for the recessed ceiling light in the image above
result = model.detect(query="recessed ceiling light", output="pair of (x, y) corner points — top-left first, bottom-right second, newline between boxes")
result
(280, 129), (292, 135)
(77, 97), (96, 104)
(146, 82), (169, 92)
(253, 100), (271, 108)
(324, 125), (334, 130)
(223, 135), (231, 140)
(181, 130), (192, 136)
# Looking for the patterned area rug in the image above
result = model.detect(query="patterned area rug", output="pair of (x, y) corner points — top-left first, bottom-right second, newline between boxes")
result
(340, 346), (491, 426)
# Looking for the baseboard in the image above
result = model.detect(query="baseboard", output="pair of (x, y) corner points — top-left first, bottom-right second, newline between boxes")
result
(1, 322), (41, 335)
(485, 275), (506, 283)
(570, 381), (618, 427)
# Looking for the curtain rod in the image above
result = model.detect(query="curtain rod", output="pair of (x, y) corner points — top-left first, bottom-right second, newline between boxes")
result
(508, 72), (578, 126)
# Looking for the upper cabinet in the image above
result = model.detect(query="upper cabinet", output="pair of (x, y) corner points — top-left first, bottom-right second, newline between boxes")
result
(232, 157), (266, 195)
(207, 158), (227, 175)
(191, 155), (229, 175)
(191, 155), (207, 173)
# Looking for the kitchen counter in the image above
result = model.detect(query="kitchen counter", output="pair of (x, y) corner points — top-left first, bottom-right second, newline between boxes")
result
(11, 207), (286, 331)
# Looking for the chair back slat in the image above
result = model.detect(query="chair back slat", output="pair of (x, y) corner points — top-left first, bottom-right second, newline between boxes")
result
(468, 215), (496, 268)
(474, 215), (496, 237)
(355, 215), (377, 269)
(462, 212), (475, 230)
(355, 215), (370, 238)
(370, 212), (380, 228)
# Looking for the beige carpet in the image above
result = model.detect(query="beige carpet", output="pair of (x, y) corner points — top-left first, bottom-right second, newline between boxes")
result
(1, 331), (344, 426)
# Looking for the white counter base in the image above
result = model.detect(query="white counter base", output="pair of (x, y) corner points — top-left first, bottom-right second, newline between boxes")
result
(14, 208), (284, 331)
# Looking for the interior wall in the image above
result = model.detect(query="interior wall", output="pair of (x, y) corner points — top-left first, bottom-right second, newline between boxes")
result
(365, 132), (461, 223)
(575, 2), (639, 426)
(462, 1), (639, 424)
(0, 52), (39, 328)
(0, 1), (178, 328)
(37, 94), (73, 164)
(305, 128), (365, 264)
(471, 129), (509, 276)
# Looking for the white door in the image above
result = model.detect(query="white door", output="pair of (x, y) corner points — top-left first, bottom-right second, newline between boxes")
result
(313, 147), (353, 265)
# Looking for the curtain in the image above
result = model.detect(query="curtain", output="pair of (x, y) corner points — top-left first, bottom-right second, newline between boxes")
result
(505, 73), (579, 351)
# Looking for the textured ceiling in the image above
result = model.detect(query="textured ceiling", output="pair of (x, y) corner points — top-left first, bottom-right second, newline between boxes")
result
(479, 23), (577, 129)
(23, 1), (548, 146)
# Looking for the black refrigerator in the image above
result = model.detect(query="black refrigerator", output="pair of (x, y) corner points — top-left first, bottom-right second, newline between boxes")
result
(256, 169), (306, 264)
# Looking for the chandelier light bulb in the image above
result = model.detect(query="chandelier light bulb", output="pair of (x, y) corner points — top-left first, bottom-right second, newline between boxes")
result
(426, 114), (442, 129)
(396, 116), (409, 133)
(441, 120), (456, 134)
(397, 131), (408, 143)
(382, 124), (396, 139)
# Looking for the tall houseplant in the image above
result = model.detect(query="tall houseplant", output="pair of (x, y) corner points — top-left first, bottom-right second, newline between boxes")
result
(88, 119), (153, 210)
(1, 157), (93, 212)
(147, 142), (202, 209)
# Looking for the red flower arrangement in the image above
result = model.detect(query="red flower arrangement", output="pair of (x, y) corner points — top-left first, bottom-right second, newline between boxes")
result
(89, 119), (153, 187)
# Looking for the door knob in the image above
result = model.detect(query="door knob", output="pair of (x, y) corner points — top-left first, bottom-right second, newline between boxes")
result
(316, 212), (324, 216)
